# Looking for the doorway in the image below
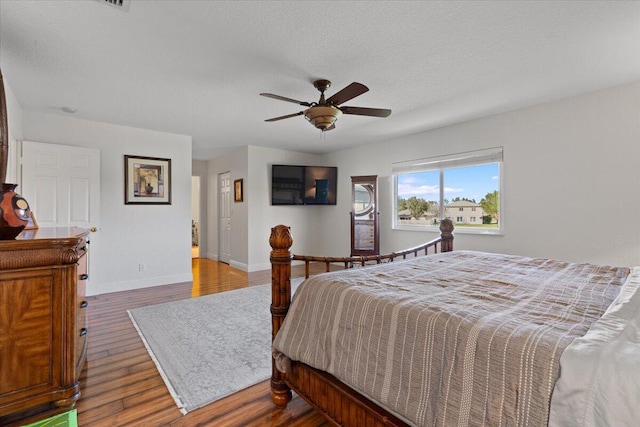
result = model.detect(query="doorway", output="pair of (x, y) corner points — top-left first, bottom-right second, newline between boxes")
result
(21, 140), (101, 291)
(191, 176), (200, 259)
(218, 172), (231, 264)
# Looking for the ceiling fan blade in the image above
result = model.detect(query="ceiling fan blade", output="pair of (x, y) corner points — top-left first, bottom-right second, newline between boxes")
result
(260, 93), (311, 107)
(265, 111), (304, 122)
(326, 82), (369, 106)
(340, 106), (392, 117)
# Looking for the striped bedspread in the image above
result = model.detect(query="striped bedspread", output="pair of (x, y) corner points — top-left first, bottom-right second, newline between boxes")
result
(272, 250), (629, 427)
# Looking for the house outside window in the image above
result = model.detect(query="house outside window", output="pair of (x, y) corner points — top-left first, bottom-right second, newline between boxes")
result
(393, 147), (502, 234)
(446, 201), (484, 224)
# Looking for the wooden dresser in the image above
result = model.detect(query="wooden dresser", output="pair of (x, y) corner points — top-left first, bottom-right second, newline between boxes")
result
(0, 227), (89, 424)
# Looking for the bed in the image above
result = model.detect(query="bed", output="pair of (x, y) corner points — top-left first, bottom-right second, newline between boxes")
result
(269, 220), (640, 427)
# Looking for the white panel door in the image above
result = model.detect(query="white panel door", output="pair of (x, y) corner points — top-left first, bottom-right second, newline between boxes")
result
(219, 172), (231, 264)
(21, 140), (101, 288)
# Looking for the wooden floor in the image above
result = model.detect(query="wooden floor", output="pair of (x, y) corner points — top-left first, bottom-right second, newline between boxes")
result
(11, 259), (331, 427)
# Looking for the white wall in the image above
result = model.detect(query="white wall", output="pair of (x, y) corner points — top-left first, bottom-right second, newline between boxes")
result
(22, 112), (193, 295)
(321, 81), (640, 267)
(247, 146), (333, 271)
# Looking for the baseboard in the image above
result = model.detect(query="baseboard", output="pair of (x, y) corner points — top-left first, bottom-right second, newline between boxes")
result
(247, 260), (305, 273)
(248, 262), (271, 272)
(229, 260), (248, 272)
(87, 273), (193, 296)
(200, 258), (269, 273)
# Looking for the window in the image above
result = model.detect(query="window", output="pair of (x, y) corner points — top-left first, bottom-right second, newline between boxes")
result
(393, 147), (502, 233)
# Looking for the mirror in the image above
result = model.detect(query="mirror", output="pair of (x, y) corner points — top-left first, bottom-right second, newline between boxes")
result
(350, 176), (378, 256)
(353, 184), (374, 216)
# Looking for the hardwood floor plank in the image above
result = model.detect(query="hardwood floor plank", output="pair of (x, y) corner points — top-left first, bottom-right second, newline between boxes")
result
(79, 367), (164, 401)
(80, 366), (130, 388)
(127, 359), (158, 375)
(106, 340), (149, 356)
(76, 401), (124, 425)
(84, 348), (149, 371)
(86, 406), (181, 427)
(121, 385), (173, 409)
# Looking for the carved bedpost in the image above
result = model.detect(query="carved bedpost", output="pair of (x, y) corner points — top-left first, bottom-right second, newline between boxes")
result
(439, 218), (454, 252)
(269, 225), (293, 408)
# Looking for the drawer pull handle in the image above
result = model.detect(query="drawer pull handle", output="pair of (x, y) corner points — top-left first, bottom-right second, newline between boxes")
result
(80, 274), (89, 280)
(79, 328), (88, 337)
(80, 301), (88, 309)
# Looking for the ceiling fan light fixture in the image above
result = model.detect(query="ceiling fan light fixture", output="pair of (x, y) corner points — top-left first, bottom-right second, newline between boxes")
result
(261, 80), (390, 130)
(304, 105), (342, 131)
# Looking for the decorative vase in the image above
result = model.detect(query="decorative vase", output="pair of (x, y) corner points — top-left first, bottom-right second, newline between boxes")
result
(0, 183), (31, 239)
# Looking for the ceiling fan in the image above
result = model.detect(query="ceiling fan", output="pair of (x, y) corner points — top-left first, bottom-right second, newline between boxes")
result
(260, 79), (391, 131)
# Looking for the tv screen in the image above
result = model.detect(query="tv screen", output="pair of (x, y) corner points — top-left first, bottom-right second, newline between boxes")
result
(271, 165), (337, 205)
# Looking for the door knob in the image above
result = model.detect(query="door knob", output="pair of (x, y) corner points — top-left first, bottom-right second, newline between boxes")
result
(90, 227), (98, 232)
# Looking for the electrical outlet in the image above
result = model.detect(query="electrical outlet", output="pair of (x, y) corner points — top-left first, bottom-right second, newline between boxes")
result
(139, 264), (145, 271)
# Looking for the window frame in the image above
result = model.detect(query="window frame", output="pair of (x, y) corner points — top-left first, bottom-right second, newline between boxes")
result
(392, 147), (503, 235)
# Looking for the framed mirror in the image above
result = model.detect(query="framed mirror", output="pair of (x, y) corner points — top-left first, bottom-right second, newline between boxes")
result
(353, 183), (374, 216)
(350, 176), (379, 256)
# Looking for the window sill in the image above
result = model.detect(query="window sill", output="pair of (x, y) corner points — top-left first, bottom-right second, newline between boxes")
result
(393, 224), (503, 236)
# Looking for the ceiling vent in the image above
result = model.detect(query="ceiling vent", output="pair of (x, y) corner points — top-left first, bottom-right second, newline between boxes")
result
(97, 0), (131, 12)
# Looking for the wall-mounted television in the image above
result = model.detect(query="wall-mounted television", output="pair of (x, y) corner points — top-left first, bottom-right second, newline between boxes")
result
(272, 164), (338, 205)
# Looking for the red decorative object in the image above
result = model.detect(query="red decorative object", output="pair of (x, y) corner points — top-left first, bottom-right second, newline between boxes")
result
(0, 183), (30, 239)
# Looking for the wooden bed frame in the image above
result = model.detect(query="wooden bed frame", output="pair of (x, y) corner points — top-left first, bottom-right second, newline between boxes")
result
(269, 219), (454, 426)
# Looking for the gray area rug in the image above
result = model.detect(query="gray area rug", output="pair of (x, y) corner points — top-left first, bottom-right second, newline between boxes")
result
(128, 279), (303, 414)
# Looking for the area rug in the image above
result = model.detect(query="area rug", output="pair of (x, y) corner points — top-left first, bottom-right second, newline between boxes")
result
(128, 279), (303, 414)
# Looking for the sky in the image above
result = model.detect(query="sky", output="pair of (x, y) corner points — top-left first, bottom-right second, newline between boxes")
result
(397, 163), (499, 203)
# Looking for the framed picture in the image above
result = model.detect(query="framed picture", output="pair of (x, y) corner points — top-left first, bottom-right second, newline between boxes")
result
(234, 179), (243, 202)
(124, 155), (172, 205)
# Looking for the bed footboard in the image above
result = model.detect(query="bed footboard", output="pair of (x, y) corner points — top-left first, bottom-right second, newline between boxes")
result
(269, 219), (454, 416)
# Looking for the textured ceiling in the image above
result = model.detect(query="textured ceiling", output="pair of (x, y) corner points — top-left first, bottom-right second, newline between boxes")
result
(1, 1), (639, 160)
